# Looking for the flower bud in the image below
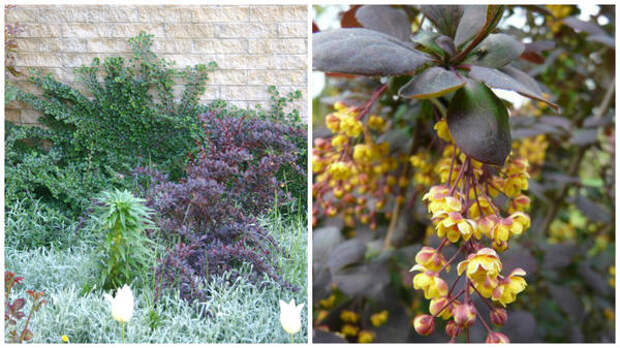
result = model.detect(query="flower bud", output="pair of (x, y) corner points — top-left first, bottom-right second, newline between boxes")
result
(485, 331), (510, 343)
(453, 303), (476, 328)
(413, 314), (435, 336)
(489, 307), (507, 326)
(429, 297), (452, 319)
(445, 320), (462, 338)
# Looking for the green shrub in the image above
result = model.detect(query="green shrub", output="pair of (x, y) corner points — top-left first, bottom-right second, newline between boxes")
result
(89, 189), (157, 291)
(15, 32), (215, 176)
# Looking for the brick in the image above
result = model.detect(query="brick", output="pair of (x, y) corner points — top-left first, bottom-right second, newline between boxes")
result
(17, 23), (62, 38)
(171, 85), (219, 100)
(60, 23), (102, 37)
(18, 38), (87, 52)
(38, 6), (90, 23)
(152, 39), (193, 54)
(278, 22), (306, 38)
(89, 6), (138, 23)
(190, 6), (249, 22)
(137, 6), (184, 23)
(217, 23), (277, 38)
(13, 53), (64, 67)
(86, 38), (131, 53)
(163, 54), (215, 68)
(6, 6), (39, 23)
(213, 55), (247, 69)
(246, 55), (306, 69)
(250, 5), (307, 22)
(248, 38), (306, 54)
(207, 70), (247, 85)
(192, 39), (247, 54)
(247, 70), (306, 85)
(5, 109), (22, 123)
(20, 108), (43, 124)
(61, 53), (116, 68)
(165, 24), (217, 38)
(220, 85), (271, 100)
(107, 23), (166, 38)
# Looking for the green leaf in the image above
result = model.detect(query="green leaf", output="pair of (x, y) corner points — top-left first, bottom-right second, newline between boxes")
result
(447, 80), (511, 165)
(355, 5), (411, 42)
(468, 65), (559, 111)
(313, 28), (432, 76)
(399, 67), (465, 99)
(419, 5), (464, 38)
(464, 33), (524, 68)
(412, 31), (445, 58)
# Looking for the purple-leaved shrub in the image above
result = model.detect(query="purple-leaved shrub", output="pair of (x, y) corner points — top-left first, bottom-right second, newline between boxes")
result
(137, 110), (303, 302)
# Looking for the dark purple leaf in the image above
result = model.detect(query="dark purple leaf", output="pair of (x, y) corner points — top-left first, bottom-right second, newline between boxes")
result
(333, 262), (390, 300)
(504, 311), (538, 343)
(313, 28), (433, 76)
(590, 34), (615, 48)
(447, 80), (511, 165)
(542, 242), (577, 269)
(454, 5), (487, 47)
(419, 5), (464, 38)
(539, 116), (572, 130)
(314, 329), (348, 343)
(578, 263), (611, 296)
(574, 194), (611, 223)
(468, 65), (559, 110)
(464, 33), (525, 68)
(399, 67), (465, 99)
(326, 238), (366, 272)
(583, 114), (614, 128)
(412, 31), (446, 58)
(548, 284), (585, 322)
(11, 298), (25, 311)
(570, 129), (598, 146)
(355, 5), (411, 42)
(563, 16), (607, 36)
(435, 35), (456, 57)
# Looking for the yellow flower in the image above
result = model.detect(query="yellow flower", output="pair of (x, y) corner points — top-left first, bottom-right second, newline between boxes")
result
(423, 185), (462, 215)
(319, 294), (336, 309)
(414, 246), (448, 272)
(434, 118), (453, 143)
(327, 162), (352, 181)
(368, 115), (385, 131)
(492, 268), (527, 306)
(340, 310), (359, 323)
(103, 284), (134, 324)
(410, 265), (448, 299)
(331, 134), (348, 149)
(340, 114), (363, 137)
(457, 248), (502, 297)
(61, 335), (69, 343)
(489, 213), (530, 244)
(429, 297), (454, 320)
(341, 324), (359, 337)
(370, 310), (389, 327)
(434, 211), (478, 242)
(353, 144), (377, 164)
(279, 299), (304, 335)
(357, 330), (375, 343)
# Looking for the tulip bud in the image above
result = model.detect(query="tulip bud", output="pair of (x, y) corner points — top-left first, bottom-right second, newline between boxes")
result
(489, 307), (507, 326)
(445, 320), (462, 338)
(453, 303), (476, 328)
(413, 314), (435, 336)
(486, 331), (510, 343)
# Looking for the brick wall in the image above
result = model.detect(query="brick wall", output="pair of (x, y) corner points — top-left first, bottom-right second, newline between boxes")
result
(5, 5), (308, 124)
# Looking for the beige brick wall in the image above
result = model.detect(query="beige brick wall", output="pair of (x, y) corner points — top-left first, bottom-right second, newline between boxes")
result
(5, 5), (308, 125)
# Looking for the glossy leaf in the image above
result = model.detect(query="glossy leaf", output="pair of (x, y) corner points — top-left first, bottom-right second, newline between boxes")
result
(575, 194), (611, 223)
(454, 5), (487, 47)
(465, 33), (525, 68)
(399, 67), (465, 99)
(356, 5), (411, 42)
(313, 28), (433, 76)
(326, 238), (366, 272)
(468, 65), (559, 110)
(447, 80), (511, 165)
(419, 5), (464, 38)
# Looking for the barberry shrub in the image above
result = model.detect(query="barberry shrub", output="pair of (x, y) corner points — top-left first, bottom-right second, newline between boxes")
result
(5, 271), (47, 343)
(138, 109), (303, 303)
(312, 4), (613, 343)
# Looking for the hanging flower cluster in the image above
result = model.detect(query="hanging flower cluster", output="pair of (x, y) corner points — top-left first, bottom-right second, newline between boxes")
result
(411, 120), (532, 343)
(312, 94), (411, 230)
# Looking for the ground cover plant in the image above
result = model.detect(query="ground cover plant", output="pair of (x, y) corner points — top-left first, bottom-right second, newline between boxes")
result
(5, 30), (307, 343)
(312, 5), (614, 343)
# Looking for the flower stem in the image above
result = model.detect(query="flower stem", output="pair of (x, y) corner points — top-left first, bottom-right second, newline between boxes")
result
(121, 322), (125, 344)
(290, 333), (294, 344)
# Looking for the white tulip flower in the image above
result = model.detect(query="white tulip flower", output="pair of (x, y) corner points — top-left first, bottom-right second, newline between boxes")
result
(104, 284), (134, 343)
(279, 298), (304, 342)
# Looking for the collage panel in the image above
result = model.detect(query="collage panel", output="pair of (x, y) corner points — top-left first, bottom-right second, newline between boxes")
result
(5, 4), (308, 343)
(311, 4), (615, 343)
